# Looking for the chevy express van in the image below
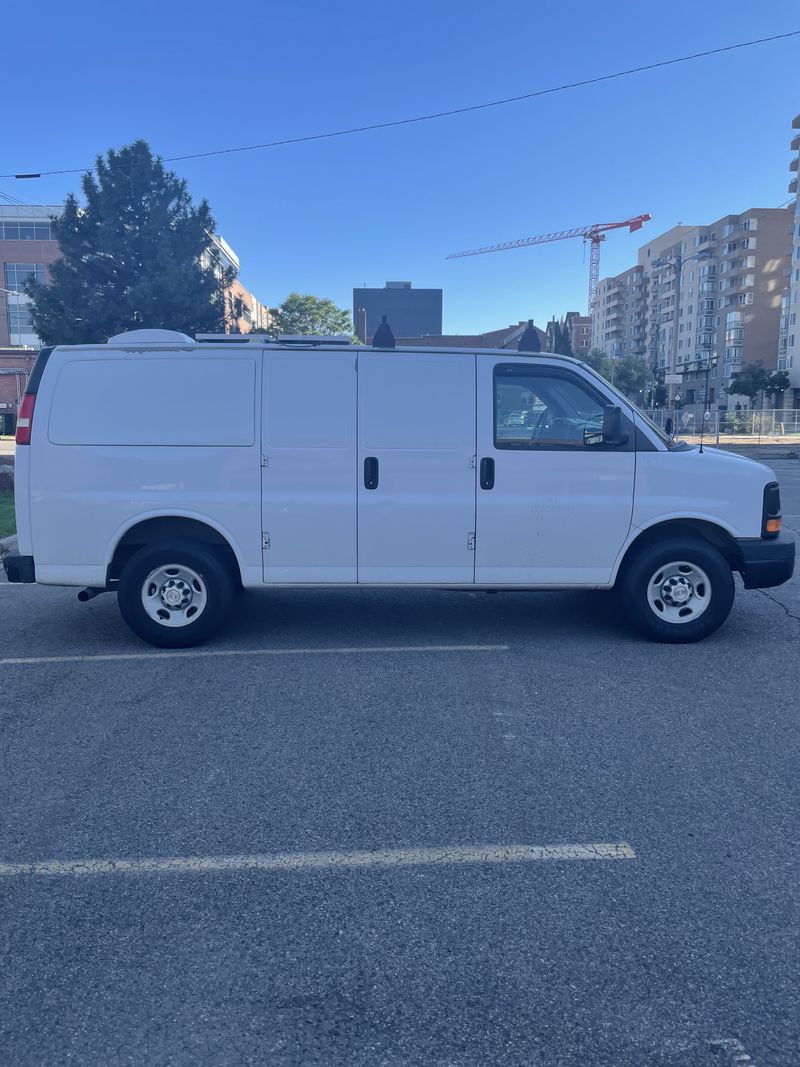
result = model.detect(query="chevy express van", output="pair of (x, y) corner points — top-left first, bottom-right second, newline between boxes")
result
(4, 329), (794, 647)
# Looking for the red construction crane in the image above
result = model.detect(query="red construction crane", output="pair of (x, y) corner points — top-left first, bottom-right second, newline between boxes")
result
(447, 214), (651, 315)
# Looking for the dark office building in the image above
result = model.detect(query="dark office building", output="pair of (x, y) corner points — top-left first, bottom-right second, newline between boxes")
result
(353, 281), (443, 340)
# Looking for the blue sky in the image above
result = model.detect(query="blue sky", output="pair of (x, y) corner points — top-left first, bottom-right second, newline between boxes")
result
(4, 1), (799, 333)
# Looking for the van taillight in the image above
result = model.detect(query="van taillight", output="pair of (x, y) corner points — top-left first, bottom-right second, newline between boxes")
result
(15, 393), (35, 445)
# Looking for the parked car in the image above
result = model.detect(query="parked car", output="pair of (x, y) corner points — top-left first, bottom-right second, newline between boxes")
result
(4, 329), (794, 647)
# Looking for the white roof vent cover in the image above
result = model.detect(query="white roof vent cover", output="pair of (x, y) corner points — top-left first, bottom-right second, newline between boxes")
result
(107, 329), (194, 345)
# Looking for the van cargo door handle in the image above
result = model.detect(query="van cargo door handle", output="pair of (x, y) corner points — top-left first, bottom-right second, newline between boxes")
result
(364, 456), (379, 490)
(479, 457), (495, 490)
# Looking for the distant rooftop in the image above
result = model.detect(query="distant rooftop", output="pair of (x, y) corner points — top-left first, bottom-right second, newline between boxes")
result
(0, 204), (62, 221)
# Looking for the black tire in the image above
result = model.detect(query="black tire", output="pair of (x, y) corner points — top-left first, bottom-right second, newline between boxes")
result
(619, 535), (735, 644)
(118, 540), (235, 648)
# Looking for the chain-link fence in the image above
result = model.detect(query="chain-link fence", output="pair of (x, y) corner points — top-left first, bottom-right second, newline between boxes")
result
(641, 406), (800, 439)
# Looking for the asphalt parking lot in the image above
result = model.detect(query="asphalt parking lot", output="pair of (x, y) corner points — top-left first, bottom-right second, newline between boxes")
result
(1, 458), (799, 1066)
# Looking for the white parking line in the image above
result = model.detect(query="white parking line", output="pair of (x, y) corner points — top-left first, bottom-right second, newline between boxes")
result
(0, 643), (508, 666)
(0, 842), (636, 878)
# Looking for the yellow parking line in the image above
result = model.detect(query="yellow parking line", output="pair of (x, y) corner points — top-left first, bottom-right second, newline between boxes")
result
(0, 842), (636, 878)
(0, 643), (508, 666)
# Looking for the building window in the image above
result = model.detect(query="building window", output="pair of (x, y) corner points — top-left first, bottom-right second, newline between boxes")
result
(4, 263), (46, 291)
(7, 304), (35, 331)
(0, 221), (54, 240)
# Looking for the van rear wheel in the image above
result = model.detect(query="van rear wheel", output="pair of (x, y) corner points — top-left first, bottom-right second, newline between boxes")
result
(118, 541), (235, 648)
(620, 536), (734, 643)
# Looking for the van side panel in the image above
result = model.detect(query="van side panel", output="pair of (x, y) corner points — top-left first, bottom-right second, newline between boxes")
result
(632, 448), (767, 540)
(29, 348), (262, 587)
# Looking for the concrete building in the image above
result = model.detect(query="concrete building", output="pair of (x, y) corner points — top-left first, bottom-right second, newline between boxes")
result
(1, 205), (62, 348)
(353, 282), (442, 340)
(593, 208), (792, 410)
(781, 113), (800, 405)
(592, 263), (651, 361)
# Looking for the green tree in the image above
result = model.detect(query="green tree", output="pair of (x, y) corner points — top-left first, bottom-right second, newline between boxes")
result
(557, 320), (573, 357)
(729, 362), (769, 404)
(27, 141), (229, 344)
(264, 293), (353, 339)
(583, 348), (612, 378)
(613, 356), (648, 402)
(764, 369), (790, 405)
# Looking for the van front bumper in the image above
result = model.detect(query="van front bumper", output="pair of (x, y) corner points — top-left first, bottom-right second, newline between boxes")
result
(736, 532), (795, 590)
(2, 553), (35, 584)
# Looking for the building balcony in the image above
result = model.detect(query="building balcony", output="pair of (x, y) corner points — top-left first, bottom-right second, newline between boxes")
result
(792, 114), (800, 130)
(791, 157), (799, 173)
(789, 177), (798, 194)
(791, 133), (800, 151)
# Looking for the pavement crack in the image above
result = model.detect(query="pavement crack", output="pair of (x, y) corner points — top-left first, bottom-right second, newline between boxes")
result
(754, 587), (800, 623)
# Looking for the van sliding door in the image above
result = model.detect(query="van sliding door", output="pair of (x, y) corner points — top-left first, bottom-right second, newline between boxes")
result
(357, 352), (477, 584)
(261, 352), (357, 582)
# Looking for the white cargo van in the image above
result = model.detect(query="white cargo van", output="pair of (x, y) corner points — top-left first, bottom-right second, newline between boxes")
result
(4, 329), (794, 647)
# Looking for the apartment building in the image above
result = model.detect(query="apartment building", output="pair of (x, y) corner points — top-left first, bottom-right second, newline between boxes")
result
(592, 262), (651, 361)
(781, 113), (800, 404)
(593, 209), (791, 409)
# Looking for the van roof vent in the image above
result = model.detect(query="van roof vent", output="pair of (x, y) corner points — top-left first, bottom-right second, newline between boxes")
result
(107, 329), (195, 345)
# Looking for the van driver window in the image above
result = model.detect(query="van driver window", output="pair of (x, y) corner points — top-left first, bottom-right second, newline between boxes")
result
(494, 368), (606, 450)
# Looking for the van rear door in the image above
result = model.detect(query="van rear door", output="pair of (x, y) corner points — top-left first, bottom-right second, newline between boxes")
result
(357, 352), (476, 584)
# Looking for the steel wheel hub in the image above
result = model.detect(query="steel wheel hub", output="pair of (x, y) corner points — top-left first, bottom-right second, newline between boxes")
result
(141, 564), (208, 628)
(660, 575), (693, 606)
(646, 560), (712, 625)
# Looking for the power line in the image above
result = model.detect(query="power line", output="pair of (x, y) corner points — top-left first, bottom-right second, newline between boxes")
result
(3, 29), (799, 180)
(0, 189), (26, 205)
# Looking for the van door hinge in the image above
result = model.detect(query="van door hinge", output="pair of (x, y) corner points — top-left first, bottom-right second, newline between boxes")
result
(262, 533), (271, 550)
(467, 533), (476, 551)
(260, 454), (269, 468)
(470, 454), (477, 469)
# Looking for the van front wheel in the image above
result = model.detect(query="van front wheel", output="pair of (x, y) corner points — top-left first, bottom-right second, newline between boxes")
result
(118, 541), (235, 648)
(620, 536), (735, 643)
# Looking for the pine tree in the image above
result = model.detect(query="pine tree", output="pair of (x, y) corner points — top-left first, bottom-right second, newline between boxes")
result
(27, 141), (229, 344)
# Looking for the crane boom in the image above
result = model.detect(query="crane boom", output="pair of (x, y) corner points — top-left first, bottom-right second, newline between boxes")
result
(447, 214), (651, 314)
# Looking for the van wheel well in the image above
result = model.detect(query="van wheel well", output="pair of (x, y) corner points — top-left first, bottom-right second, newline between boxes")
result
(108, 518), (241, 585)
(617, 520), (741, 580)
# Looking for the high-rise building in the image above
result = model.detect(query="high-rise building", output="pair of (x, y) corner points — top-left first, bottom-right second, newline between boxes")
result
(0, 205), (62, 348)
(592, 209), (792, 410)
(592, 262), (652, 361)
(353, 282), (443, 340)
(782, 113), (800, 406)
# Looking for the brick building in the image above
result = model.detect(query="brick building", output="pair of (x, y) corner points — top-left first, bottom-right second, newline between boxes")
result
(1, 205), (62, 348)
(0, 348), (36, 433)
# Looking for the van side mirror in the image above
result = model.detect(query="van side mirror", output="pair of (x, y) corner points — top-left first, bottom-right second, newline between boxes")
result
(584, 405), (628, 448)
(664, 416), (674, 437)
